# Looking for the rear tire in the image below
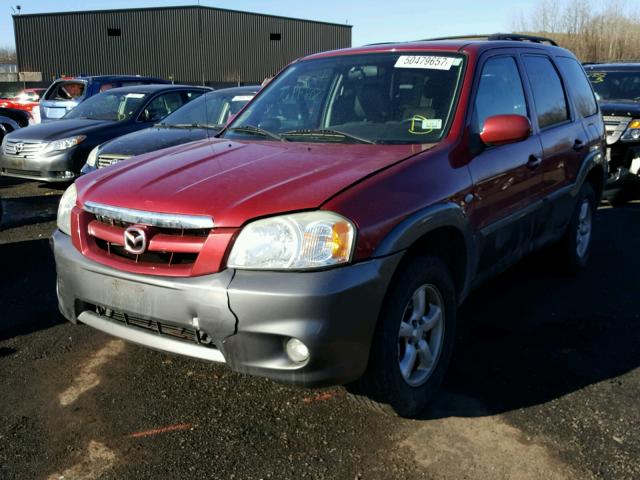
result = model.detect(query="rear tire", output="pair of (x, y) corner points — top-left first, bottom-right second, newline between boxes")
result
(558, 182), (596, 273)
(347, 255), (456, 417)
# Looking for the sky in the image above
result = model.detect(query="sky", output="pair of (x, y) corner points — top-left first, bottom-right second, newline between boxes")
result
(0, 0), (541, 49)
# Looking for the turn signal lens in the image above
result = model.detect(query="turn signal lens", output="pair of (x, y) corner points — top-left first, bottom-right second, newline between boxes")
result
(629, 120), (640, 129)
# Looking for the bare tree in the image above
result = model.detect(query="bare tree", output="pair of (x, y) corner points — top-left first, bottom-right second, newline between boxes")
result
(0, 46), (17, 64)
(512, 0), (640, 62)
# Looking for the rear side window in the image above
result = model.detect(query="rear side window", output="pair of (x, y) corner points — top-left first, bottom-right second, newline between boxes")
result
(473, 56), (527, 133)
(522, 56), (569, 128)
(556, 57), (598, 117)
(142, 92), (188, 122)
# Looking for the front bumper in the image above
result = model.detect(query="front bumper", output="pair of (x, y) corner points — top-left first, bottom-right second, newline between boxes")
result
(605, 144), (640, 190)
(52, 230), (402, 386)
(0, 150), (77, 182)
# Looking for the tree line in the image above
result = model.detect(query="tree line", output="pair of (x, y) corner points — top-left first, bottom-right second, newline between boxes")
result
(513, 0), (640, 62)
(0, 47), (17, 65)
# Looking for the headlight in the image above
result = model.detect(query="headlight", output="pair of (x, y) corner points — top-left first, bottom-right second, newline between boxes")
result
(85, 145), (100, 167)
(1, 134), (7, 153)
(621, 119), (640, 141)
(44, 135), (86, 153)
(57, 183), (77, 235)
(227, 211), (355, 270)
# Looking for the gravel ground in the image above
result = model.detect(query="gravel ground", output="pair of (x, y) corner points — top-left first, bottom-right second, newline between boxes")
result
(1, 177), (638, 480)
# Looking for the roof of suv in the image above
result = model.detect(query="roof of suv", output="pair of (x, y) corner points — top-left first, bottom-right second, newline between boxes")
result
(303, 37), (568, 62)
(60, 75), (168, 82)
(96, 84), (209, 94)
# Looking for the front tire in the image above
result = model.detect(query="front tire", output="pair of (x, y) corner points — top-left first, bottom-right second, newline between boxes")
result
(347, 256), (457, 417)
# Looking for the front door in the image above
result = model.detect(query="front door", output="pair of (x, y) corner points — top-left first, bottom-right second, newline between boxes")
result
(466, 53), (544, 278)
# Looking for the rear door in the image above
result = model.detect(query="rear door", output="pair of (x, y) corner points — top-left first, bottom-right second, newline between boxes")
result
(520, 53), (593, 239)
(520, 53), (587, 199)
(467, 51), (544, 276)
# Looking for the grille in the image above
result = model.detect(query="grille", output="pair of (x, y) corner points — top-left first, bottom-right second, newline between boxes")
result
(603, 116), (631, 145)
(2, 138), (46, 158)
(87, 214), (210, 270)
(1, 168), (41, 177)
(96, 154), (131, 169)
(92, 306), (217, 347)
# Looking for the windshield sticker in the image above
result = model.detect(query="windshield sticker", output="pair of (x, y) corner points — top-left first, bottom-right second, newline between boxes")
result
(587, 72), (607, 84)
(422, 118), (442, 130)
(125, 93), (145, 98)
(231, 95), (254, 102)
(408, 115), (442, 135)
(395, 56), (461, 70)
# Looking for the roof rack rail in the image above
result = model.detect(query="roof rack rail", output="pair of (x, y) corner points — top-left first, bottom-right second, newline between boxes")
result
(583, 60), (640, 65)
(423, 33), (558, 47)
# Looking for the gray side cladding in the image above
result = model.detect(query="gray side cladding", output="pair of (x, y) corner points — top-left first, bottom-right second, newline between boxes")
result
(13, 6), (352, 84)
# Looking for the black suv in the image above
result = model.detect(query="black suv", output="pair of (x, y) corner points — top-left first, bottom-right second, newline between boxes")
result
(585, 63), (640, 205)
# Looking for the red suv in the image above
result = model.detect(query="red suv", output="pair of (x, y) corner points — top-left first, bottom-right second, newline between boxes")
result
(53, 35), (606, 417)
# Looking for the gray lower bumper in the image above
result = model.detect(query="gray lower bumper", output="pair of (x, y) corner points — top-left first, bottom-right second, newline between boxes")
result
(0, 150), (77, 182)
(52, 230), (403, 386)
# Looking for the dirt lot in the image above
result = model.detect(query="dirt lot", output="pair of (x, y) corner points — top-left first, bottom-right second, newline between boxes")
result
(1, 177), (638, 480)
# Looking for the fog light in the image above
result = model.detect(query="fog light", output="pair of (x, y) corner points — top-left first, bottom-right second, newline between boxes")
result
(285, 338), (309, 363)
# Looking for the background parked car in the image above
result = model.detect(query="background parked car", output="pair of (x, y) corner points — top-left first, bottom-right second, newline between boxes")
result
(39, 75), (170, 122)
(0, 88), (47, 121)
(0, 107), (34, 143)
(82, 85), (259, 172)
(0, 84), (209, 182)
(585, 62), (640, 205)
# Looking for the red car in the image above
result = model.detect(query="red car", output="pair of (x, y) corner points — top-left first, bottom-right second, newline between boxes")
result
(0, 88), (46, 121)
(53, 34), (606, 417)
(0, 88), (46, 108)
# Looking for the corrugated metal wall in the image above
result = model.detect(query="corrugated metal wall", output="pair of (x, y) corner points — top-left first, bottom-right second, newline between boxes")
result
(13, 6), (352, 86)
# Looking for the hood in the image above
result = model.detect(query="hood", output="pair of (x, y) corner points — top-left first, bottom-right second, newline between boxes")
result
(599, 101), (640, 118)
(99, 126), (211, 157)
(8, 118), (114, 141)
(77, 139), (431, 228)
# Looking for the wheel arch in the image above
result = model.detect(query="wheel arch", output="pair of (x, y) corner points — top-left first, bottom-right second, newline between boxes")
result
(573, 147), (607, 203)
(373, 203), (475, 303)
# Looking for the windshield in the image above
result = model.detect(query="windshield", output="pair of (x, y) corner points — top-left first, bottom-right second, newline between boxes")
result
(587, 70), (640, 102)
(161, 89), (256, 128)
(64, 91), (148, 121)
(223, 52), (465, 144)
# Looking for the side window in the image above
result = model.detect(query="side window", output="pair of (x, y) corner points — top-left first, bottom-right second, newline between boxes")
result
(185, 91), (204, 101)
(44, 81), (86, 101)
(142, 92), (186, 122)
(522, 55), (569, 128)
(473, 56), (527, 133)
(556, 57), (598, 118)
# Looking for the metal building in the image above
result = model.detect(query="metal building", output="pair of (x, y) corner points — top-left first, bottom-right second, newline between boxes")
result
(13, 6), (352, 86)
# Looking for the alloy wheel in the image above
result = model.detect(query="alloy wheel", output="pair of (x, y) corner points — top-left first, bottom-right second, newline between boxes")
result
(397, 284), (445, 387)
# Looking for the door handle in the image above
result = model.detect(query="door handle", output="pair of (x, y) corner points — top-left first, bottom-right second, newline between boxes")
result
(573, 139), (585, 151)
(527, 155), (542, 169)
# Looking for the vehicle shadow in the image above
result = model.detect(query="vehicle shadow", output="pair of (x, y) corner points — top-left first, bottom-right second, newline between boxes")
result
(0, 194), (61, 230)
(0, 238), (65, 341)
(421, 202), (640, 419)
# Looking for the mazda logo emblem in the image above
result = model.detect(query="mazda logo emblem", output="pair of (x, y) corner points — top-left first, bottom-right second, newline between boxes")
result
(123, 226), (147, 254)
(14, 142), (24, 154)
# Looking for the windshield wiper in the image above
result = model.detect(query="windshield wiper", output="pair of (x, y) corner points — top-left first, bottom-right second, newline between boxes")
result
(159, 123), (219, 129)
(280, 129), (375, 144)
(227, 125), (286, 141)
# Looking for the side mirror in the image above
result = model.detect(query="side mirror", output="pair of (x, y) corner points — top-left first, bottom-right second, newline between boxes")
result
(480, 114), (531, 146)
